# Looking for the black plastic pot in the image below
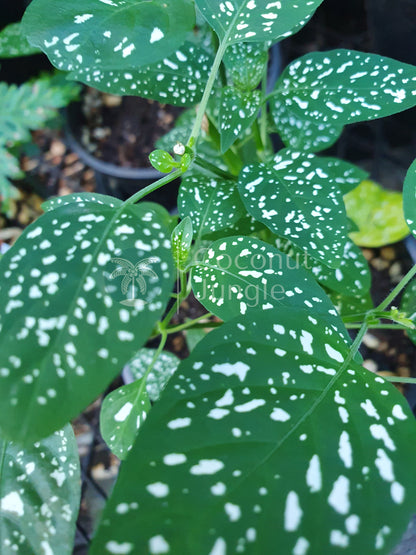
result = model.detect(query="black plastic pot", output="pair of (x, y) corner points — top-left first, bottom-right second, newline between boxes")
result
(64, 101), (180, 211)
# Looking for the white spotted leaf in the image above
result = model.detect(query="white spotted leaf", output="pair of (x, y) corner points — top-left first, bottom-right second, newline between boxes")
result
(90, 309), (416, 554)
(195, 0), (324, 45)
(100, 380), (151, 460)
(0, 425), (80, 555)
(178, 175), (246, 238)
(403, 157), (416, 239)
(272, 49), (416, 126)
(191, 236), (350, 342)
(67, 41), (213, 106)
(223, 42), (269, 91)
(238, 150), (367, 268)
(172, 217), (194, 271)
(126, 348), (180, 402)
(270, 98), (344, 152)
(0, 198), (174, 444)
(0, 22), (41, 58)
(22, 0), (195, 71)
(275, 238), (371, 297)
(219, 87), (261, 152)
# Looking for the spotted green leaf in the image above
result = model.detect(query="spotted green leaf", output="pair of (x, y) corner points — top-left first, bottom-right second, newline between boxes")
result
(42, 192), (121, 212)
(220, 87), (261, 152)
(238, 150), (366, 268)
(100, 380), (151, 460)
(223, 42), (269, 90)
(330, 290), (374, 320)
(90, 308), (416, 554)
(270, 99), (344, 153)
(196, 0), (324, 45)
(23, 0), (195, 72)
(126, 348), (180, 402)
(345, 180), (409, 247)
(275, 237), (371, 298)
(191, 236), (350, 341)
(403, 158), (416, 239)
(273, 50), (416, 126)
(0, 22), (41, 58)
(0, 198), (174, 444)
(67, 42), (212, 106)
(400, 279), (416, 345)
(178, 175), (246, 239)
(149, 150), (176, 173)
(0, 425), (80, 555)
(172, 217), (193, 271)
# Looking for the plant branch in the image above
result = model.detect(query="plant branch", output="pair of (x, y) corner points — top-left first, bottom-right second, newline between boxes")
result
(375, 263), (416, 311)
(194, 156), (237, 181)
(187, 39), (229, 148)
(123, 168), (183, 206)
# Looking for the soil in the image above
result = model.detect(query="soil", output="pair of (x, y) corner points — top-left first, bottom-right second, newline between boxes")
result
(76, 88), (183, 168)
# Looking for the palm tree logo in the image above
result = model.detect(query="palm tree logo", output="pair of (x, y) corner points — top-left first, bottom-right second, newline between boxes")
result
(109, 257), (159, 306)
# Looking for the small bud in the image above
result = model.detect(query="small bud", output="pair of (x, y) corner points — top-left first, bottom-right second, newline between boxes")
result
(173, 142), (186, 156)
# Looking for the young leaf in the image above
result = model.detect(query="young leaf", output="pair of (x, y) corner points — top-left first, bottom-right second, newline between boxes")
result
(90, 309), (416, 554)
(191, 236), (349, 341)
(219, 87), (261, 152)
(149, 150), (176, 173)
(0, 22), (41, 58)
(196, 0), (324, 45)
(270, 98), (344, 153)
(345, 180), (409, 247)
(237, 150), (366, 267)
(127, 348), (180, 401)
(403, 158), (416, 239)
(0, 198), (174, 444)
(172, 216), (193, 271)
(273, 49), (416, 126)
(68, 42), (212, 107)
(223, 42), (269, 91)
(0, 425), (80, 555)
(100, 380), (151, 460)
(178, 175), (246, 238)
(22, 0), (196, 71)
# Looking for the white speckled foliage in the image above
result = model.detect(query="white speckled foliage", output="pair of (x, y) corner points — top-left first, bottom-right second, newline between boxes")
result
(89, 309), (416, 554)
(179, 175), (246, 238)
(191, 236), (350, 341)
(100, 379), (151, 460)
(67, 42), (213, 106)
(22, 0), (195, 71)
(0, 425), (80, 555)
(0, 195), (174, 443)
(272, 49), (416, 127)
(196, 0), (324, 44)
(219, 87), (261, 152)
(0, 22), (40, 58)
(238, 150), (367, 267)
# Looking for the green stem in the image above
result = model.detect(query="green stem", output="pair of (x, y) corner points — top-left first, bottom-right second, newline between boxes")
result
(166, 316), (223, 335)
(345, 323), (411, 330)
(382, 376), (416, 384)
(187, 39), (229, 147)
(342, 320), (370, 370)
(194, 156), (237, 181)
(160, 271), (188, 330)
(123, 168), (183, 206)
(375, 263), (416, 311)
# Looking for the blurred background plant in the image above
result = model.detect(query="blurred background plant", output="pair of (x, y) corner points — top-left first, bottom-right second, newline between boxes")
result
(0, 21), (79, 216)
